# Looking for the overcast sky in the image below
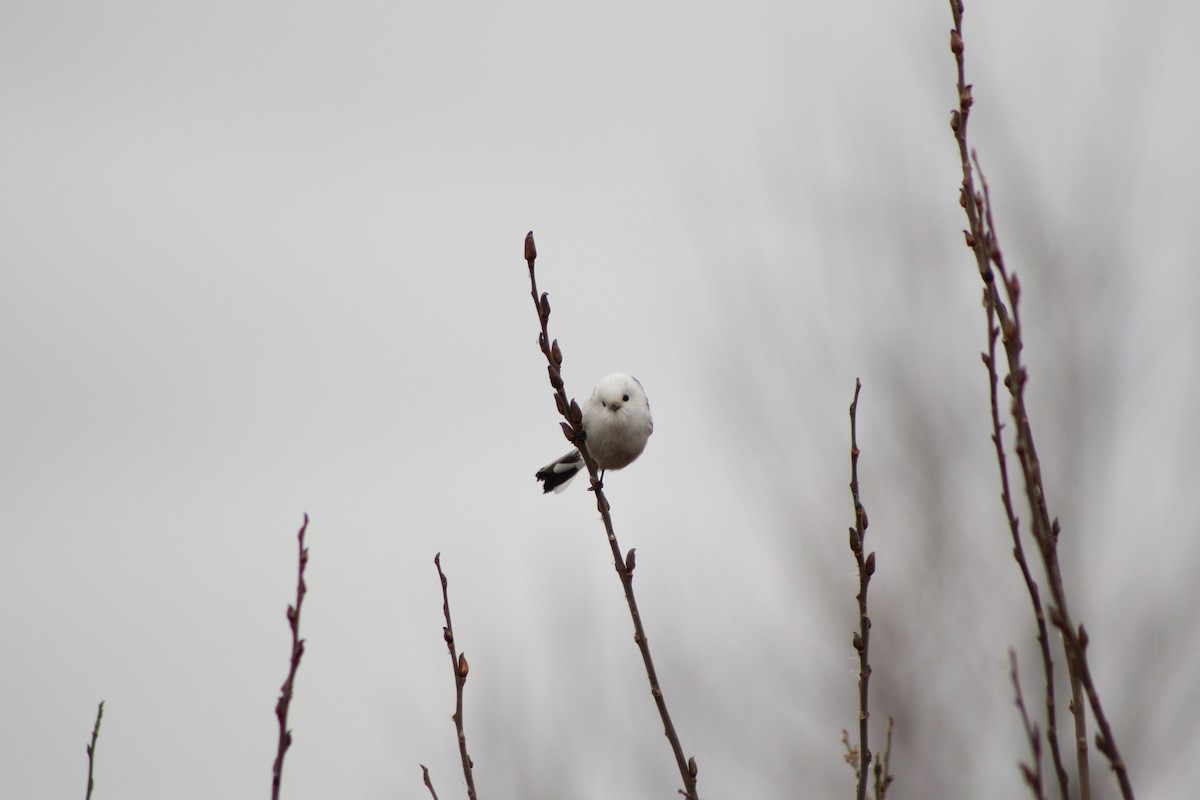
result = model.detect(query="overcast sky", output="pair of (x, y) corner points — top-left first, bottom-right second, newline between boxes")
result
(3, 2), (1199, 799)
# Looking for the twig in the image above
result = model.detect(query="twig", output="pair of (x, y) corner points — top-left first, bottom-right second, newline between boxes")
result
(847, 379), (875, 800)
(979, 239), (1070, 799)
(980, 152), (1092, 800)
(873, 716), (894, 800)
(523, 232), (699, 800)
(1010, 649), (1048, 800)
(946, 4), (1135, 799)
(434, 553), (478, 800)
(85, 700), (104, 800)
(420, 764), (441, 800)
(841, 728), (859, 774)
(271, 514), (309, 800)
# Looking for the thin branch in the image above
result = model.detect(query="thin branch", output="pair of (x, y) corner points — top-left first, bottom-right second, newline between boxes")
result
(420, 764), (441, 800)
(980, 252), (1070, 799)
(841, 728), (859, 775)
(873, 716), (894, 800)
(271, 514), (310, 800)
(1011, 649), (1048, 800)
(85, 700), (104, 800)
(946, 4), (1135, 799)
(976, 157), (1093, 799)
(523, 232), (699, 800)
(847, 379), (874, 800)
(434, 553), (478, 800)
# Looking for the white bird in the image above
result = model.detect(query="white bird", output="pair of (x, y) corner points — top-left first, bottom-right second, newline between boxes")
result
(535, 373), (654, 493)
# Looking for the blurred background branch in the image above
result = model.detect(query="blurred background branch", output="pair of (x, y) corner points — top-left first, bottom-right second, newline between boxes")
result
(948, 2), (1135, 798)
(1010, 649), (1047, 800)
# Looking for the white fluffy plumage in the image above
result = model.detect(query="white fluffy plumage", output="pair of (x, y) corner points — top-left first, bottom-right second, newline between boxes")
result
(535, 373), (654, 494)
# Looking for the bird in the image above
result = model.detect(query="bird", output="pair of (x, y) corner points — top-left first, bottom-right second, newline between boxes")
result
(535, 373), (653, 493)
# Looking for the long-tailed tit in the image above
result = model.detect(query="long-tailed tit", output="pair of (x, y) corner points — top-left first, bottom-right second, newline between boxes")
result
(535, 373), (653, 493)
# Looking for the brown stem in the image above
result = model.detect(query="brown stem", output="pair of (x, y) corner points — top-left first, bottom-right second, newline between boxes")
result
(873, 716), (894, 800)
(85, 700), (104, 800)
(848, 379), (873, 800)
(271, 514), (309, 800)
(981, 277), (1070, 799)
(523, 232), (699, 800)
(1010, 649), (1049, 800)
(946, 5), (1135, 799)
(434, 553), (478, 800)
(419, 765), (440, 800)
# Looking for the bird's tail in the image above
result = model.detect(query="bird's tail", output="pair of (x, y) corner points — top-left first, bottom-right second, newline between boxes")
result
(535, 449), (584, 494)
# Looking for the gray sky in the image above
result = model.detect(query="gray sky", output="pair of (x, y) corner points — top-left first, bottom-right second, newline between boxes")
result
(3, 2), (1199, 799)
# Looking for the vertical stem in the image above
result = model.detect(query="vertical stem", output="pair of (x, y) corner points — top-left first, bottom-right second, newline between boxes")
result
(85, 700), (105, 800)
(523, 232), (699, 799)
(848, 379), (873, 800)
(420, 764), (441, 800)
(946, 4), (1135, 798)
(434, 553), (478, 800)
(271, 515), (309, 800)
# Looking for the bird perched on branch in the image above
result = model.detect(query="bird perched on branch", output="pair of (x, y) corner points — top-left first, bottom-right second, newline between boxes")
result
(535, 373), (653, 493)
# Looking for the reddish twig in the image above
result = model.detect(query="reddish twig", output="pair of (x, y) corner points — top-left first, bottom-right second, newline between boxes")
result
(85, 700), (104, 800)
(873, 716), (894, 800)
(980, 253), (1070, 800)
(523, 232), (699, 800)
(271, 514), (310, 800)
(847, 379), (871, 799)
(847, 380), (892, 800)
(946, 4), (1135, 799)
(1010, 649), (1048, 800)
(434, 553), (478, 800)
(420, 764), (441, 800)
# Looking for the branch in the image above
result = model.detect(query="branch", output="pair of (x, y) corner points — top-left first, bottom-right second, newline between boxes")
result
(434, 553), (478, 800)
(523, 232), (699, 800)
(1010, 649), (1048, 800)
(420, 764), (441, 800)
(946, 4), (1135, 799)
(847, 380), (890, 800)
(271, 514), (309, 800)
(873, 716), (894, 800)
(976, 197), (1070, 800)
(85, 700), (104, 800)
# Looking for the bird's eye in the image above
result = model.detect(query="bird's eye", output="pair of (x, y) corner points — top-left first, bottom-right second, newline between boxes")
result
(601, 401), (607, 407)
(623, 394), (630, 402)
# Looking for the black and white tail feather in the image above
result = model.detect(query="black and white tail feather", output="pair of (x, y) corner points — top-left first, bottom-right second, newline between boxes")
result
(535, 373), (653, 494)
(535, 450), (586, 494)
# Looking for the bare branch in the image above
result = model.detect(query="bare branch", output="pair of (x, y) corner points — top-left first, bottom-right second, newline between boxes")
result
(271, 514), (310, 800)
(1010, 649), (1049, 800)
(975, 198), (1071, 800)
(420, 764), (441, 800)
(849, 381), (897, 800)
(85, 700), (104, 800)
(523, 232), (699, 800)
(873, 716), (894, 800)
(946, 5), (1135, 799)
(434, 553), (478, 800)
